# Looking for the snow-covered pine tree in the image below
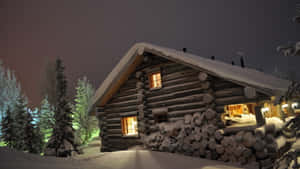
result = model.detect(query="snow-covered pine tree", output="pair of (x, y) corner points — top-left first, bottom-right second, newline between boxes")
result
(1, 107), (16, 148)
(45, 58), (77, 157)
(37, 96), (55, 143)
(73, 76), (97, 145)
(0, 60), (22, 127)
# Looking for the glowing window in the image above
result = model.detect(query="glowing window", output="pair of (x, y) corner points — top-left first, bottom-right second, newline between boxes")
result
(222, 103), (257, 126)
(121, 116), (138, 136)
(281, 102), (300, 116)
(149, 72), (162, 89)
(261, 102), (280, 118)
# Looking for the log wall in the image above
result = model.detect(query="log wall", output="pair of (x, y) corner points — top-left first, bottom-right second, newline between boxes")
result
(96, 54), (275, 167)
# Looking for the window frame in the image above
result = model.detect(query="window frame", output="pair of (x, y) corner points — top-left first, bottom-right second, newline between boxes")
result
(121, 116), (139, 137)
(222, 102), (259, 127)
(148, 71), (162, 90)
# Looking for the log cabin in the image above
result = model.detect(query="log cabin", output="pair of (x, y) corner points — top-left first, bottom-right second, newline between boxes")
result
(89, 43), (295, 166)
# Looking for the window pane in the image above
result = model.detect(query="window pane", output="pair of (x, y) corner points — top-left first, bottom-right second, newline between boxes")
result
(150, 72), (162, 89)
(121, 116), (138, 136)
(222, 103), (257, 126)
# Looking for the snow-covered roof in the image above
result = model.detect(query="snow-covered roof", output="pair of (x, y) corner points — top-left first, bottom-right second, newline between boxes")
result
(90, 42), (291, 113)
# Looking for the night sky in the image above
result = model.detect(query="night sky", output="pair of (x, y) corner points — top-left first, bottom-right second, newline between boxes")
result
(1, 0), (299, 107)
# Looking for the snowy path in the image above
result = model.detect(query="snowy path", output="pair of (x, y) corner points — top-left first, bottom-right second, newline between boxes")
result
(0, 147), (257, 169)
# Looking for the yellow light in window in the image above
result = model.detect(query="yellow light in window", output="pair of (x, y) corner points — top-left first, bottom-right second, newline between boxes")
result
(281, 104), (288, 109)
(261, 107), (269, 113)
(150, 72), (162, 89)
(121, 116), (138, 136)
(292, 102), (298, 109)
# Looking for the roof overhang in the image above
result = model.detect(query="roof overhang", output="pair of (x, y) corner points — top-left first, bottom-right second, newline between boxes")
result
(89, 42), (291, 115)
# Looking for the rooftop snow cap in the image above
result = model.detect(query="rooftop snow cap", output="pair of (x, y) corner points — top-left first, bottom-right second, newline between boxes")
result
(89, 42), (291, 115)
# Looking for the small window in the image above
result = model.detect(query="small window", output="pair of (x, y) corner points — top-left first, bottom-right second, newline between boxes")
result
(222, 103), (257, 126)
(121, 116), (138, 136)
(149, 72), (162, 89)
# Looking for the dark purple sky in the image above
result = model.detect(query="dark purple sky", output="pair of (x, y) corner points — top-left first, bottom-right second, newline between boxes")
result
(1, 0), (299, 107)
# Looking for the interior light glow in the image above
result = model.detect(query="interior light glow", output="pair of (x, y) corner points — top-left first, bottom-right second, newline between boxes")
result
(292, 102), (299, 109)
(281, 104), (288, 109)
(261, 107), (269, 113)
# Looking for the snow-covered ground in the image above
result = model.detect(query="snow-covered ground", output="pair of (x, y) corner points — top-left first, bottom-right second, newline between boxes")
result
(0, 144), (257, 169)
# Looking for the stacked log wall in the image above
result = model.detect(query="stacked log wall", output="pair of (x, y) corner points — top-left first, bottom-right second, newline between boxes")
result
(97, 54), (279, 168)
(101, 75), (142, 151)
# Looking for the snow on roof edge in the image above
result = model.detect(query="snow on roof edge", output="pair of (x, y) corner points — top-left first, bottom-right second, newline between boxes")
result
(90, 42), (291, 113)
(90, 43), (141, 112)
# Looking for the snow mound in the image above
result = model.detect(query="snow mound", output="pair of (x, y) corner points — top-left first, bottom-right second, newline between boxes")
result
(0, 147), (79, 169)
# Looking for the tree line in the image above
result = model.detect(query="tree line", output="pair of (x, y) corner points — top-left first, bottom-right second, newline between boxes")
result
(0, 58), (97, 156)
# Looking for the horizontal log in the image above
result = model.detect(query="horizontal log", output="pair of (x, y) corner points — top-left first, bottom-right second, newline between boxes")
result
(115, 88), (138, 97)
(147, 87), (208, 103)
(163, 69), (198, 81)
(104, 134), (123, 138)
(106, 117), (121, 123)
(109, 94), (138, 104)
(215, 87), (244, 98)
(118, 84), (137, 93)
(146, 81), (209, 97)
(106, 123), (121, 127)
(106, 124), (121, 129)
(147, 93), (209, 108)
(105, 105), (137, 114)
(105, 100), (139, 108)
(218, 125), (256, 135)
(145, 74), (199, 89)
(120, 111), (138, 117)
(106, 113), (120, 119)
(168, 117), (184, 122)
(168, 107), (206, 117)
(106, 129), (122, 134)
(168, 101), (207, 112)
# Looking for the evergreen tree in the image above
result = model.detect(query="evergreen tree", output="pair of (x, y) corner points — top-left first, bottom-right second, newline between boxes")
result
(1, 107), (16, 148)
(0, 60), (22, 136)
(23, 109), (43, 154)
(37, 96), (55, 143)
(0, 60), (23, 141)
(13, 97), (28, 151)
(45, 58), (77, 157)
(73, 76), (97, 145)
